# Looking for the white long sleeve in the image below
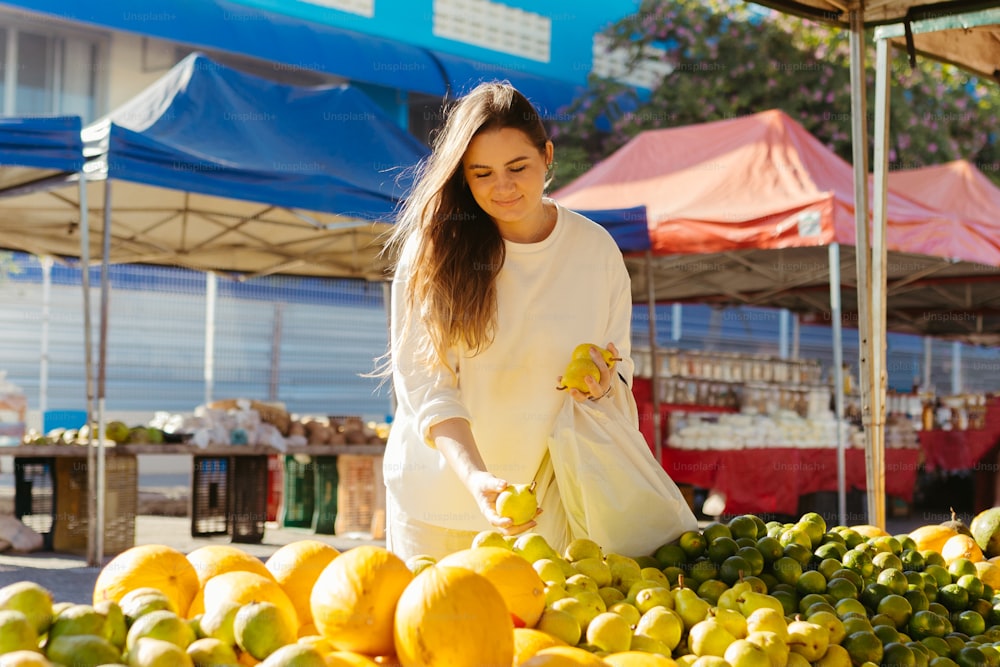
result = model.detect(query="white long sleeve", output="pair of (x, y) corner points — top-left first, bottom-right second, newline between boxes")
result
(384, 201), (634, 531)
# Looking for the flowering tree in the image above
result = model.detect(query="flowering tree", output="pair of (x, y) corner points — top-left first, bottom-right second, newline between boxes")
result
(551, 0), (1000, 189)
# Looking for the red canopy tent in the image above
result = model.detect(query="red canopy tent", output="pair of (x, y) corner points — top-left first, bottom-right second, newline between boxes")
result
(889, 159), (1000, 242)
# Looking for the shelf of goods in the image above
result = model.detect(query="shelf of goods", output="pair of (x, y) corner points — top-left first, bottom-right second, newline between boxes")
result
(917, 394), (1000, 472)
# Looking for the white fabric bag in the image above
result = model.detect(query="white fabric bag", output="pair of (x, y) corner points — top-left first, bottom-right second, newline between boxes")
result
(546, 389), (699, 558)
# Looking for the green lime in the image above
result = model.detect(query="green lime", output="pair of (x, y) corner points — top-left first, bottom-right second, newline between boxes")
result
(843, 548), (876, 579)
(703, 521), (733, 543)
(771, 589), (799, 616)
(896, 534), (918, 552)
(955, 646), (989, 667)
(818, 557), (844, 581)
(797, 570), (829, 597)
(688, 557), (720, 585)
(831, 568), (865, 589)
(925, 565), (953, 589)
(755, 536), (784, 564)
(743, 575), (768, 594)
(728, 515), (760, 541)
(697, 578), (729, 606)
(661, 565), (685, 586)
(835, 597), (868, 618)
(877, 593), (914, 630)
(874, 551), (906, 573)
(771, 556), (803, 586)
(654, 543), (688, 568)
(884, 642), (919, 667)
(815, 541), (849, 563)
(799, 592), (831, 614)
(861, 582), (892, 612)
(874, 623), (902, 644)
(779, 527), (813, 551)
(735, 537), (758, 549)
(910, 641), (933, 667)
(873, 536), (904, 555)
(843, 630), (885, 666)
(957, 574), (986, 601)
(931, 658), (962, 667)
(839, 528), (867, 549)
(939, 584), (971, 612)
(750, 515), (768, 538)
(878, 568), (911, 596)
(707, 536), (740, 564)
(905, 588), (931, 613)
(736, 547), (765, 577)
(804, 601), (838, 618)
(955, 610), (987, 637)
(949, 559), (979, 581)
(827, 576), (860, 601)
(719, 555), (752, 585)
(920, 635), (954, 658)
(678, 530), (707, 559)
(923, 551), (947, 568)
(796, 519), (826, 549)
(783, 543), (814, 568)
(909, 610), (950, 639)
(843, 614), (876, 636)
(758, 572), (780, 592)
(903, 549), (928, 571)
(927, 602), (951, 619)
(822, 531), (847, 546)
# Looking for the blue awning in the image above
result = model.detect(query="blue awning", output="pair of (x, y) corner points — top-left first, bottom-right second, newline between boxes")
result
(0, 115), (83, 172)
(576, 206), (651, 254)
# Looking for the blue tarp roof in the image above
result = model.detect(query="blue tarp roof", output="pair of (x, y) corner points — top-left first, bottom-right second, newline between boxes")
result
(0, 115), (83, 173)
(84, 53), (431, 220)
(576, 206), (651, 254)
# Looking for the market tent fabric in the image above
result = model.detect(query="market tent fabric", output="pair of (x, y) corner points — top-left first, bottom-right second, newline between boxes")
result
(576, 206), (650, 254)
(552, 109), (1000, 344)
(888, 159), (1000, 237)
(0, 115), (83, 191)
(0, 53), (431, 280)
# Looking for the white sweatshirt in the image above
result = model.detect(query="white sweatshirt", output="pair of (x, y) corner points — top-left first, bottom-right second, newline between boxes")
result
(384, 200), (634, 532)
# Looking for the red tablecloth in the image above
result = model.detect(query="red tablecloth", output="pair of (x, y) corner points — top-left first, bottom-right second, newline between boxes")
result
(919, 428), (999, 472)
(660, 446), (920, 516)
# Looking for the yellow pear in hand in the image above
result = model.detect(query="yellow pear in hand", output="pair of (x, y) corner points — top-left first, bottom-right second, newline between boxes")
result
(571, 343), (621, 370)
(496, 481), (538, 525)
(557, 358), (600, 393)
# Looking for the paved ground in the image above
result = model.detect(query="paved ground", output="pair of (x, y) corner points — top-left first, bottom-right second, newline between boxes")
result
(0, 515), (385, 605)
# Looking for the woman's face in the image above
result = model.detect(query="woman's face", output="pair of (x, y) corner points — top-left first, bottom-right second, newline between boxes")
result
(462, 127), (553, 232)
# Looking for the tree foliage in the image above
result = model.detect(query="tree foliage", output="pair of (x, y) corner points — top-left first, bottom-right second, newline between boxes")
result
(551, 0), (1000, 189)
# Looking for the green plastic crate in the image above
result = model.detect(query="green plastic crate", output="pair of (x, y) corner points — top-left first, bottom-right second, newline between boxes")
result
(281, 456), (315, 528)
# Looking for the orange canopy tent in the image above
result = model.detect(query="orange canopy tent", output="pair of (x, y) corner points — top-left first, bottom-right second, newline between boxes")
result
(552, 109), (1000, 340)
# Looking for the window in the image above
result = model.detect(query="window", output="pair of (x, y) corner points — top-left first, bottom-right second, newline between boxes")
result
(433, 0), (551, 62)
(0, 17), (106, 122)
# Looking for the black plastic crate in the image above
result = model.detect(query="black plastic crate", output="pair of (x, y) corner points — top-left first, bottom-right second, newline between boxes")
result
(230, 456), (268, 544)
(13, 457), (55, 550)
(191, 456), (229, 537)
(281, 456), (316, 529)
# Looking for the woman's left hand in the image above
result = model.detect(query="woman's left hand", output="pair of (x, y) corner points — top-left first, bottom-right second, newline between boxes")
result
(562, 342), (619, 403)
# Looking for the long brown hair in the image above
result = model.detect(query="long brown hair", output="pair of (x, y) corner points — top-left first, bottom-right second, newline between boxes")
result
(385, 82), (550, 372)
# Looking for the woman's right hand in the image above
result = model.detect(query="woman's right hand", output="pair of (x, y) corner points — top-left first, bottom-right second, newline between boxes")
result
(466, 470), (538, 536)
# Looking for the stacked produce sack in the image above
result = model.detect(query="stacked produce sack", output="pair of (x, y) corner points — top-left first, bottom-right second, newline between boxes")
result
(5, 507), (1000, 666)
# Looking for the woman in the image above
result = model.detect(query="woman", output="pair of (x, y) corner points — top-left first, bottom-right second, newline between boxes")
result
(381, 81), (635, 561)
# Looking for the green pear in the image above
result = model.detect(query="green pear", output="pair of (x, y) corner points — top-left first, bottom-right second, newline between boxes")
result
(199, 600), (241, 646)
(575, 557), (612, 588)
(472, 529), (510, 550)
(513, 532), (560, 562)
(598, 586), (626, 607)
(786, 619), (829, 662)
(785, 651), (811, 667)
(234, 601), (296, 661)
(186, 637), (240, 666)
(544, 583), (570, 606)
(0, 610), (39, 654)
(635, 587), (674, 614)
(746, 607), (789, 640)
(125, 609), (196, 652)
(45, 634), (122, 667)
(635, 606), (684, 650)
(48, 604), (109, 643)
(689, 618), (739, 657)
(674, 587), (712, 630)
(95, 600), (127, 649)
(737, 591), (785, 617)
(118, 588), (177, 625)
(608, 601), (642, 628)
(537, 607), (582, 646)
(719, 582), (753, 611)
(807, 610), (846, 645)
(713, 606), (749, 638)
(746, 630), (790, 667)
(640, 567), (671, 587)
(607, 553), (644, 591)
(814, 643), (853, 667)
(128, 636), (193, 667)
(496, 481), (538, 525)
(534, 558), (567, 585)
(0, 581), (54, 636)
(586, 611), (633, 654)
(627, 578), (671, 605)
(630, 633), (674, 656)
(566, 573), (599, 595)
(564, 537), (603, 562)
(551, 596), (600, 634)
(726, 638), (775, 667)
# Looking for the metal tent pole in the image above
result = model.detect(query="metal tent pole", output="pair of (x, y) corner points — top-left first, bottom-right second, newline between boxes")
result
(829, 243), (847, 525)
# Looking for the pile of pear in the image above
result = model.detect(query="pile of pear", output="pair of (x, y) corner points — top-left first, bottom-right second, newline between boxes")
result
(466, 510), (1000, 665)
(0, 581), (298, 667)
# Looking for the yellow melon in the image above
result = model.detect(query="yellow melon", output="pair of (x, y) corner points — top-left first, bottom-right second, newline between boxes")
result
(974, 561), (1000, 589)
(310, 545), (412, 656)
(514, 627), (568, 664)
(325, 653), (382, 666)
(437, 546), (547, 627)
(850, 525), (890, 538)
(941, 534), (985, 565)
(201, 570), (298, 632)
(187, 545), (275, 589)
(93, 544), (199, 617)
(604, 652), (679, 667)
(519, 645), (612, 666)
(265, 540), (339, 629)
(970, 508), (1000, 558)
(909, 525), (959, 555)
(393, 565), (514, 667)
